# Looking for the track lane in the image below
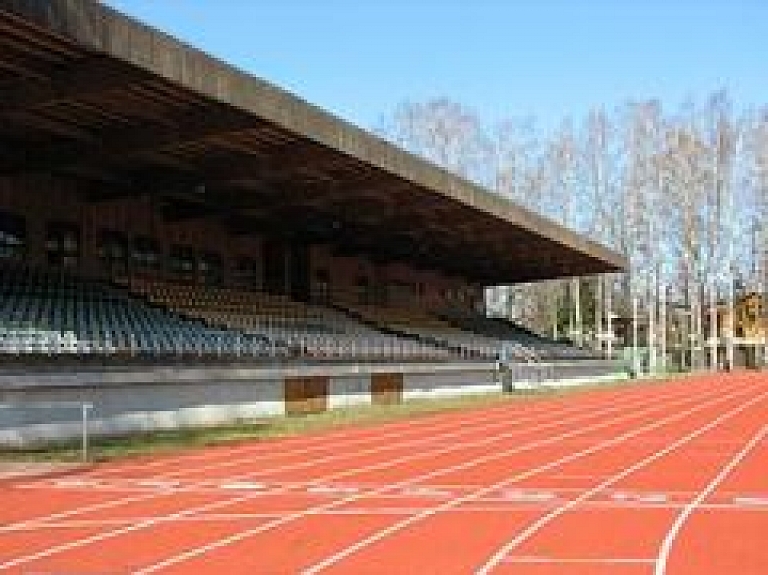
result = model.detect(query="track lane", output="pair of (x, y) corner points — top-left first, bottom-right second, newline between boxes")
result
(474, 373), (768, 574)
(0, 377), (688, 533)
(292, 377), (765, 575)
(0, 376), (756, 573)
(123, 377), (755, 574)
(81, 385), (630, 480)
(657, 418), (768, 575)
(1, 377), (725, 572)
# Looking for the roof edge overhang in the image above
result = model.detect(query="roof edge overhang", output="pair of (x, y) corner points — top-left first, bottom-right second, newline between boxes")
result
(0, 0), (628, 279)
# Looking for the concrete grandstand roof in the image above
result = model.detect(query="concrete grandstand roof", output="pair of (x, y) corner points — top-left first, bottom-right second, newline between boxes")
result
(0, 0), (627, 284)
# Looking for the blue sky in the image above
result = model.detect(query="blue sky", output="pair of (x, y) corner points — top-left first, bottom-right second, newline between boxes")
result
(103, 1), (766, 133)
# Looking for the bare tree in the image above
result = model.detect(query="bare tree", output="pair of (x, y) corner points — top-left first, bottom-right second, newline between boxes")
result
(377, 90), (765, 370)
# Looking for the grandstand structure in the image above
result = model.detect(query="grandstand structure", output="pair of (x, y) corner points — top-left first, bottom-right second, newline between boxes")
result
(0, 0), (627, 444)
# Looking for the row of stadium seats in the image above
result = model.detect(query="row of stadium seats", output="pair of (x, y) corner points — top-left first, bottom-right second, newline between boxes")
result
(119, 277), (454, 361)
(331, 300), (509, 361)
(0, 262), (593, 363)
(0, 264), (271, 357)
(437, 308), (599, 360)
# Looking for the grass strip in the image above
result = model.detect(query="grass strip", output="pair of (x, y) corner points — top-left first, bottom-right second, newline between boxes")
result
(0, 375), (664, 464)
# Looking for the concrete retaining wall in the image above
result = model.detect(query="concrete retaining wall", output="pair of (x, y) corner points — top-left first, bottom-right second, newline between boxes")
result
(503, 359), (629, 390)
(0, 362), (495, 446)
(328, 375), (372, 409)
(403, 369), (500, 399)
(0, 359), (628, 446)
(0, 374), (285, 447)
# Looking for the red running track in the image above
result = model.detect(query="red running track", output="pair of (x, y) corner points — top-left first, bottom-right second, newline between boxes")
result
(0, 372), (766, 574)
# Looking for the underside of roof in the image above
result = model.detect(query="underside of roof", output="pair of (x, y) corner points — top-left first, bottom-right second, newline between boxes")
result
(0, 0), (627, 285)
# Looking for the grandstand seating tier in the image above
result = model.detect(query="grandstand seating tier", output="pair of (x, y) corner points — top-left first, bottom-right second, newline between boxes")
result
(0, 263), (596, 363)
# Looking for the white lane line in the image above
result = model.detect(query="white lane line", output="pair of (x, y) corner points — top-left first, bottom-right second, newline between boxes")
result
(128, 384), (735, 575)
(135, 383), (750, 575)
(302, 393), (768, 575)
(477, 392), (768, 575)
(611, 491), (668, 504)
(88, 392), (564, 481)
(638, 493), (668, 504)
(0, 384), (647, 536)
(18, 499), (768, 533)
(219, 482), (267, 491)
(654, 424), (768, 575)
(144, 390), (626, 482)
(13, 498), (768, 534)
(732, 496), (768, 506)
(399, 487), (453, 498)
(0, 378), (700, 569)
(307, 486), (360, 495)
(5, 514), (290, 529)
(137, 480), (181, 489)
(53, 479), (101, 488)
(85, 395), (525, 479)
(502, 490), (557, 502)
(503, 556), (654, 564)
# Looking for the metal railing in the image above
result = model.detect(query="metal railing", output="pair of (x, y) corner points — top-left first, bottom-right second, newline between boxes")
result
(0, 400), (93, 461)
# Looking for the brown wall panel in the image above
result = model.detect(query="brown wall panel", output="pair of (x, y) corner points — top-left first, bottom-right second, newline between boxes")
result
(284, 377), (307, 416)
(305, 376), (329, 414)
(371, 373), (403, 405)
(284, 376), (329, 415)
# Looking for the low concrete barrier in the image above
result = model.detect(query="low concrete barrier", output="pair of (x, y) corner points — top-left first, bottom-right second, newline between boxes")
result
(0, 358), (628, 446)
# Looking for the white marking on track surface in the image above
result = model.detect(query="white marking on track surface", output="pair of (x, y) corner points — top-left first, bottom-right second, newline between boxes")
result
(0, 380), (734, 572)
(654, 424), (768, 575)
(476, 391), (768, 575)
(137, 480), (181, 488)
(398, 487), (453, 498)
(502, 489), (557, 502)
(306, 485), (360, 495)
(53, 479), (100, 489)
(612, 491), (668, 503)
(218, 482), (267, 491)
(504, 555), (654, 564)
(732, 495), (768, 506)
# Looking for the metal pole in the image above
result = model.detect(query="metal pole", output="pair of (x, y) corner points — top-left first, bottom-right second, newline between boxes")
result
(633, 296), (639, 376)
(660, 283), (667, 373)
(82, 402), (92, 463)
(710, 281), (717, 371)
(596, 275), (603, 356)
(606, 275), (613, 358)
(728, 268), (735, 370)
(648, 273), (656, 374)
